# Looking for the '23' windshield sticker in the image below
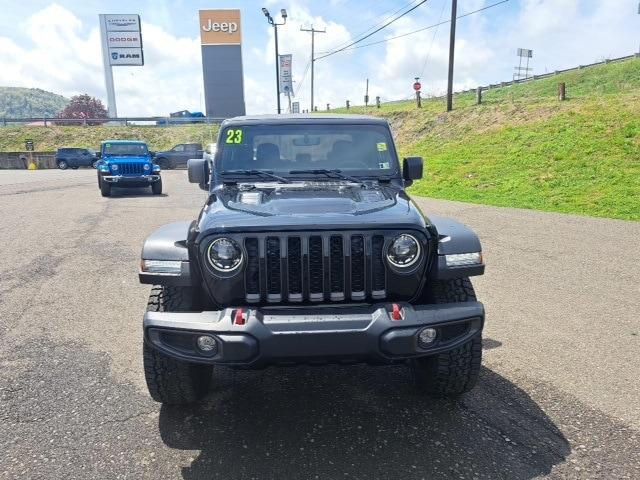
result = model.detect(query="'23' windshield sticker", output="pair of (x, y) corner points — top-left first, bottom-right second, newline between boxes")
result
(225, 129), (243, 144)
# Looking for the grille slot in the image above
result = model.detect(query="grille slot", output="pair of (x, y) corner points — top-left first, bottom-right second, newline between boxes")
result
(350, 236), (365, 300)
(242, 232), (398, 304)
(308, 236), (324, 301)
(287, 237), (303, 301)
(266, 237), (281, 302)
(114, 163), (144, 175)
(245, 238), (260, 303)
(371, 235), (386, 298)
(329, 236), (344, 300)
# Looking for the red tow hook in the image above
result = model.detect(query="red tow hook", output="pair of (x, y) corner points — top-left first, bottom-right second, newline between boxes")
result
(391, 303), (402, 321)
(234, 308), (246, 325)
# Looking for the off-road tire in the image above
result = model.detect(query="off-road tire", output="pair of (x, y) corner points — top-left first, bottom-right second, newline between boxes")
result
(151, 179), (163, 195)
(412, 278), (482, 396)
(100, 179), (111, 197)
(143, 286), (212, 405)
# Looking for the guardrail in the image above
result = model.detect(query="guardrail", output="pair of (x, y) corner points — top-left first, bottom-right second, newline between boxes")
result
(0, 116), (226, 127)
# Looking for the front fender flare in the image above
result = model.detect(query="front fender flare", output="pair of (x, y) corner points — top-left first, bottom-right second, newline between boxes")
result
(139, 221), (192, 286)
(427, 215), (485, 279)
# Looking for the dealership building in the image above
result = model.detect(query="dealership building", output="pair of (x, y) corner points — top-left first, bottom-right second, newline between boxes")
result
(199, 9), (246, 118)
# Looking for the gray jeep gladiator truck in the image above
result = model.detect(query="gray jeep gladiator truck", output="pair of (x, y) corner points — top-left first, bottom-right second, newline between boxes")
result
(139, 114), (485, 405)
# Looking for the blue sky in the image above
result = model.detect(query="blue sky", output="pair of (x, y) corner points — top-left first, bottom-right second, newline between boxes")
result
(0, 0), (637, 115)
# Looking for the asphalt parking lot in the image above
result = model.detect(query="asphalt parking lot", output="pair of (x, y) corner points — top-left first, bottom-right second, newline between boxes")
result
(0, 169), (638, 479)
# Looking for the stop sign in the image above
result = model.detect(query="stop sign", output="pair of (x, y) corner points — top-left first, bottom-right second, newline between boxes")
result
(413, 81), (421, 91)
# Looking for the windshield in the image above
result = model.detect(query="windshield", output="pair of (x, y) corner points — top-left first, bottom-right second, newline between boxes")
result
(103, 143), (148, 156)
(216, 124), (399, 178)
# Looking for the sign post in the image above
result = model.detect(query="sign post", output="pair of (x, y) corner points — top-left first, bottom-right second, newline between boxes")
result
(413, 78), (422, 109)
(99, 14), (144, 118)
(279, 54), (293, 99)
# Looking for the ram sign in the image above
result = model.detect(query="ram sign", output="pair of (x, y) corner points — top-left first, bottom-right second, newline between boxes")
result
(199, 9), (246, 117)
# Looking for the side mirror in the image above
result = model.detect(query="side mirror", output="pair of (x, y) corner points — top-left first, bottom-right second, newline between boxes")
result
(187, 158), (209, 190)
(402, 156), (423, 186)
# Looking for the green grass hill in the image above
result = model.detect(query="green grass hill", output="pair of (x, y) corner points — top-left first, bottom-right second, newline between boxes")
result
(0, 123), (219, 153)
(1, 58), (638, 220)
(332, 58), (640, 221)
(0, 87), (69, 118)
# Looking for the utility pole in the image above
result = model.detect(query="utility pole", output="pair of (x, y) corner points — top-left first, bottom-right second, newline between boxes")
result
(301, 25), (326, 113)
(364, 78), (369, 107)
(446, 0), (457, 112)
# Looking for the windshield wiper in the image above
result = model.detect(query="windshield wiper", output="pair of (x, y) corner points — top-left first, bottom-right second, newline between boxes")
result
(221, 169), (291, 184)
(288, 169), (364, 186)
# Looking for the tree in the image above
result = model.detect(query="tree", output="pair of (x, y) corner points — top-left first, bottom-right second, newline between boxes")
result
(56, 94), (108, 125)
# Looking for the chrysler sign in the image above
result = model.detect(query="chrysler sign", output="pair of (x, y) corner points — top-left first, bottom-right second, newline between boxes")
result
(104, 14), (140, 32)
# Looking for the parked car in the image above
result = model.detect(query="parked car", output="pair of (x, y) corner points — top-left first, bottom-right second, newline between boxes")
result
(156, 110), (206, 126)
(153, 143), (203, 169)
(96, 140), (162, 197)
(55, 147), (98, 170)
(138, 114), (486, 405)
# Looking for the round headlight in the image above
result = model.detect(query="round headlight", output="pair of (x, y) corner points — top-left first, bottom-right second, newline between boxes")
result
(143, 163), (150, 171)
(207, 238), (243, 272)
(111, 164), (118, 171)
(387, 234), (421, 268)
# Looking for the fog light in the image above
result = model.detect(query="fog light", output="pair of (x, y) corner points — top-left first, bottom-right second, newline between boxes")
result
(417, 328), (437, 348)
(196, 335), (217, 354)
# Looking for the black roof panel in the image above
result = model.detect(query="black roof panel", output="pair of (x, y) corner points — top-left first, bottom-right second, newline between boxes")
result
(222, 114), (389, 126)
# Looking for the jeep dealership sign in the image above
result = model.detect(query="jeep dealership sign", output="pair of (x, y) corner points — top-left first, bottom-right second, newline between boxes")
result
(199, 9), (242, 45)
(199, 9), (245, 117)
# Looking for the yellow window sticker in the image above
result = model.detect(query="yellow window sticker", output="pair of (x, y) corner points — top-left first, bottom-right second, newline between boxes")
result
(377, 142), (387, 152)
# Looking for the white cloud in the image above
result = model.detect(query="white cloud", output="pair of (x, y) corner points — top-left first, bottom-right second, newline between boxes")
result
(0, 3), (204, 116)
(1, 1), (638, 116)
(251, 0), (353, 112)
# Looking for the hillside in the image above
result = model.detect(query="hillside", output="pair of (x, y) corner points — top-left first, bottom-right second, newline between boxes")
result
(0, 87), (69, 118)
(333, 58), (640, 221)
(0, 124), (219, 152)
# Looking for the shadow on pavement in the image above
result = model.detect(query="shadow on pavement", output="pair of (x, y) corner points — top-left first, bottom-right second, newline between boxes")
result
(159, 365), (569, 479)
(105, 187), (168, 198)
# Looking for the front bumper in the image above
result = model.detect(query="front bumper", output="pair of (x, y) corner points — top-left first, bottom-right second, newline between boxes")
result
(143, 301), (484, 366)
(102, 174), (160, 184)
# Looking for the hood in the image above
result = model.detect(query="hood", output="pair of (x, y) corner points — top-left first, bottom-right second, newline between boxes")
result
(103, 155), (151, 163)
(198, 182), (427, 233)
(230, 182), (394, 216)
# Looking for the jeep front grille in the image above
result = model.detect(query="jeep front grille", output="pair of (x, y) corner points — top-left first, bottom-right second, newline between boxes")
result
(113, 163), (144, 175)
(243, 232), (387, 304)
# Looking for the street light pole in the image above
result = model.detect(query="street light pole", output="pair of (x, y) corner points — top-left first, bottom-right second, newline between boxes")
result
(263, 8), (288, 114)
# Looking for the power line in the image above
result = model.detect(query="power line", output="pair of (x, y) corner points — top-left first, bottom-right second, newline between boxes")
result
(321, 0), (424, 54)
(295, 58), (312, 97)
(418, 0), (447, 79)
(316, 0), (510, 58)
(315, 0), (431, 61)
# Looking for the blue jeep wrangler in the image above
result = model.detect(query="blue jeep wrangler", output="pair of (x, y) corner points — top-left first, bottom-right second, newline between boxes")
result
(96, 140), (162, 197)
